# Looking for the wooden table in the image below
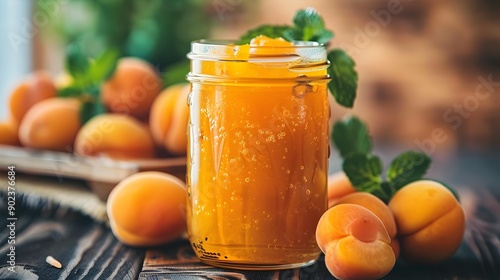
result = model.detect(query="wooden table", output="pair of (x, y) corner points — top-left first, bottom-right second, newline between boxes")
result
(1, 149), (499, 279)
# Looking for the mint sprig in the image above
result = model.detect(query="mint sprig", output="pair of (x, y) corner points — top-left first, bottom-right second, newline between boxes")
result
(58, 43), (119, 124)
(236, 7), (356, 109)
(333, 116), (434, 202)
(283, 7), (333, 44)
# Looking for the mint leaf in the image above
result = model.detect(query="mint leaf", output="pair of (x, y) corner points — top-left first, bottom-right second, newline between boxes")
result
(58, 86), (84, 98)
(163, 60), (190, 87)
(332, 116), (372, 158)
(386, 151), (431, 191)
(343, 154), (383, 193)
(87, 49), (119, 84)
(80, 99), (106, 125)
(327, 49), (357, 108)
(284, 7), (333, 44)
(65, 43), (89, 80)
(236, 25), (292, 45)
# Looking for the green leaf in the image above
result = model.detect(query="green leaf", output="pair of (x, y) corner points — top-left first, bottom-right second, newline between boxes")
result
(386, 151), (431, 191)
(236, 25), (292, 45)
(327, 49), (358, 108)
(332, 116), (372, 159)
(80, 99), (106, 125)
(343, 154), (383, 193)
(65, 43), (90, 80)
(87, 49), (119, 84)
(284, 7), (333, 43)
(58, 85), (84, 98)
(163, 60), (190, 87)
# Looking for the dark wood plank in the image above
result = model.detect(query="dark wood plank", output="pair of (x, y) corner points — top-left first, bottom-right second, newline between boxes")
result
(0, 193), (144, 280)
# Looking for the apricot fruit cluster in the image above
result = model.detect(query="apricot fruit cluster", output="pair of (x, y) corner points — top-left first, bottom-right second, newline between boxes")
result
(318, 173), (465, 279)
(1, 58), (190, 159)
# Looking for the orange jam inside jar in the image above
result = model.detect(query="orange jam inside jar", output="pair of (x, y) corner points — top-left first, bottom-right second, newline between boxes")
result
(186, 36), (331, 270)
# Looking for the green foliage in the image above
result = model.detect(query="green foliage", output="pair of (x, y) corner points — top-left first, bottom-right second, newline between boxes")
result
(343, 154), (383, 193)
(333, 116), (436, 202)
(327, 49), (358, 108)
(332, 116), (371, 158)
(386, 151), (432, 191)
(58, 45), (119, 124)
(284, 7), (333, 44)
(39, 0), (213, 69)
(162, 60), (191, 87)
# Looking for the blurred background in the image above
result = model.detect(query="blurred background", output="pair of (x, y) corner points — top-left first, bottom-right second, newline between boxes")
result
(1, 0), (499, 152)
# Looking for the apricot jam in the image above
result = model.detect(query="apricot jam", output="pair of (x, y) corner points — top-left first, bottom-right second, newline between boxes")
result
(186, 37), (330, 270)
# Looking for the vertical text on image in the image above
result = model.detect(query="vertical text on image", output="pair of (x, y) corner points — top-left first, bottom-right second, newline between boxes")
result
(6, 165), (17, 273)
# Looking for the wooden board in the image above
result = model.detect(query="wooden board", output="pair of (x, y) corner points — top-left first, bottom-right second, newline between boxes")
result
(0, 145), (186, 200)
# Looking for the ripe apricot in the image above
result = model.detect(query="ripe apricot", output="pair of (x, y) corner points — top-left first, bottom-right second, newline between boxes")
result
(249, 35), (295, 55)
(74, 114), (155, 159)
(18, 98), (81, 152)
(8, 71), (57, 125)
(332, 192), (400, 258)
(388, 180), (465, 264)
(327, 172), (357, 207)
(101, 57), (162, 120)
(107, 171), (187, 246)
(316, 204), (395, 280)
(149, 84), (189, 155)
(0, 121), (20, 146)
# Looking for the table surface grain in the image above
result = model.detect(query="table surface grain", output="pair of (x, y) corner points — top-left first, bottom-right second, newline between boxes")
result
(1, 149), (499, 280)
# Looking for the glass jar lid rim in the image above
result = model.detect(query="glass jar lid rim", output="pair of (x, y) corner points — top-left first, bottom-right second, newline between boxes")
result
(189, 39), (327, 63)
(192, 39), (325, 48)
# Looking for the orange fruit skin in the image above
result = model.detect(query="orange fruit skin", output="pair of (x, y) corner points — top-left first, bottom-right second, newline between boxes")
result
(332, 192), (400, 258)
(74, 114), (156, 159)
(0, 120), (20, 146)
(101, 57), (162, 120)
(18, 98), (81, 152)
(388, 180), (465, 264)
(149, 84), (190, 155)
(316, 204), (396, 280)
(327, 172), (357, 207)
(9, 71), (57, 125)
(107, 171), (187, 246)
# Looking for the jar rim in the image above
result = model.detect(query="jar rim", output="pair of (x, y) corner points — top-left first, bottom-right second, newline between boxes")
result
(188, 39), (328, 63)
(191, 39), (325, 48)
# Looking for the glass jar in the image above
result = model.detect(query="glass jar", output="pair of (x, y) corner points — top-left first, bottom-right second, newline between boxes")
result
(186, 40), (330, 270)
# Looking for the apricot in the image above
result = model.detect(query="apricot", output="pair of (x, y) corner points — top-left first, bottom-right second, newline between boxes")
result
(107, 171), (187, 246)
(18, 98), (81, 152)
(388, 180), (465, 264)
(316, 204), (396, 280)
(149, 84), (189, 155)
(8, 71), (57, 125)
(74, 114), (155, 159)
(327, 171), (357, 207)
(101, 57), (162, 120)
(0, 121), (20, 146)
(249, 35), (295, 55)
(332, 192), (400, 258)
